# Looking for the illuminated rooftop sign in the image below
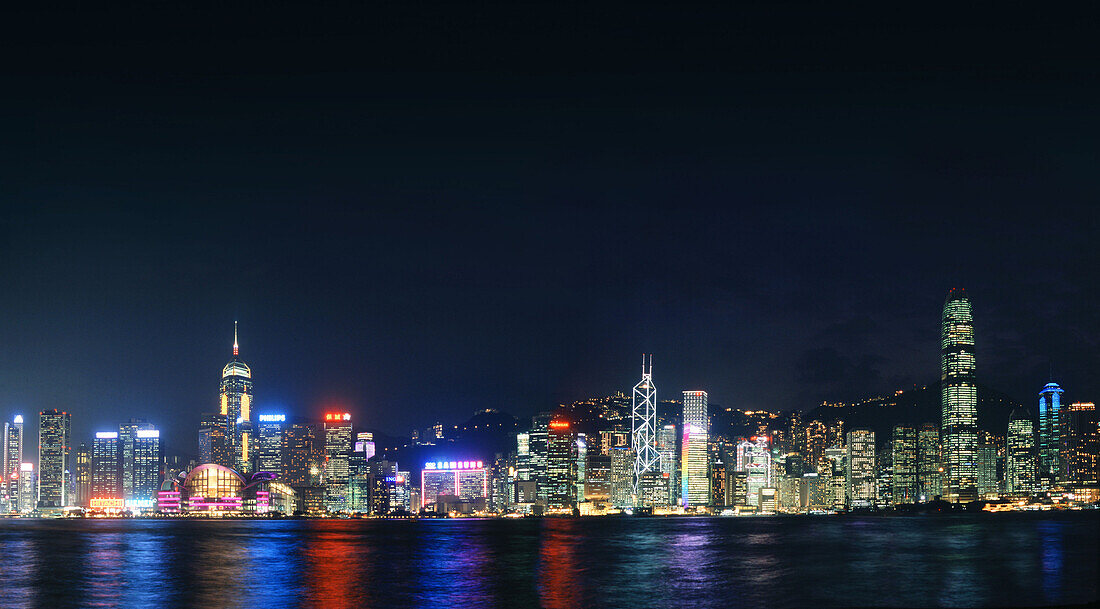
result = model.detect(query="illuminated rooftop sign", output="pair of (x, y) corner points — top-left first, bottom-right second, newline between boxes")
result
(325, 413), (352, 422)
(424, 460), (484, 470)
(20, 463), (33, 472)
(95, 431), (118, 439)
(258, 414), (286, 422)
(90, 498), (125, 509)
(13, 415), (22, 424)
(136, 430), (160, 439)
(549, 421), (570, 430)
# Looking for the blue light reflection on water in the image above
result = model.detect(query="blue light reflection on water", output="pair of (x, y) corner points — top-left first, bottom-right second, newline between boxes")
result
(0, 513), (1094, 608)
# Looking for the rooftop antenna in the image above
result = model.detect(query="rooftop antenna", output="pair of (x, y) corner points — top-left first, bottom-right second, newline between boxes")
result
(233, 320), (239, 357)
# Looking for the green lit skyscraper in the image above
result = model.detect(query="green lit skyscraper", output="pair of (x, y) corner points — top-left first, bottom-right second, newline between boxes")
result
(891, 426), (918, 504)
(1006, 407), (1036, 495)
(941, 288), (978, 503)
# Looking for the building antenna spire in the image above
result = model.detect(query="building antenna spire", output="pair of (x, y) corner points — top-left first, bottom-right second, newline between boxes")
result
(233, 320), (239, 357)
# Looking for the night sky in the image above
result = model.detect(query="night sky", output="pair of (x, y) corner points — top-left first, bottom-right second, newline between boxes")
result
(1, 4), (1096, 457)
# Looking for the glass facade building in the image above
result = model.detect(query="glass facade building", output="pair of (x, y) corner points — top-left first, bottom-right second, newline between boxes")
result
(1063, 402), (1098, 486)
(220, 323), (254, 474)
(941, 288), (978, 503)
(1037, 382), (1064, 484)
(545, 418), (575, 509)
(282, 422), (315, 487)
(323, 413), (353, 512)
(133, 429), (161, 503)
(891, 426), (918, 504)
(681, 391), (709, 507)
(846, 428), (876, 508)
(735, 437), (772, 507)
(92, 432), (121, 500)
(1006, 407), (1036, 495)
(257, 414), (285, 475)
(917, 423), (942, 501)
(119, 418), (153, 501)
(38, 409), (72, 508)
(2, 415), (23, 511)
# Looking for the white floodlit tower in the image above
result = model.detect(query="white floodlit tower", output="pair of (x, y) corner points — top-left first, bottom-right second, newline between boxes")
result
(631, 354), (661, 503)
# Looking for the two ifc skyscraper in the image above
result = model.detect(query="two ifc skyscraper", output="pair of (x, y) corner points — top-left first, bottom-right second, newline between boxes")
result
(221, 322), (255, 475)
(941, 288), (978, 503)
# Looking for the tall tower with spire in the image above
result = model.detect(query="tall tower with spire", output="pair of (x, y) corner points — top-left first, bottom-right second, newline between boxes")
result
(220, 321), (255, 474)
(631, 355), (661, 505)
(941, 288), (978, 503)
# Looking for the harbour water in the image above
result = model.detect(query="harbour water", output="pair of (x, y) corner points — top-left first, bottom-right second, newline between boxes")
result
(0, 512), (1096, 608)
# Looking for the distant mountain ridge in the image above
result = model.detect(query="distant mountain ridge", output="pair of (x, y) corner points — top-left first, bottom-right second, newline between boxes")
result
(803, 384), (1024, 444)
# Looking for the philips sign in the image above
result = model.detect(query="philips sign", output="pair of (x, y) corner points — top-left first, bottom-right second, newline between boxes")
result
(259, 414), (286, 422)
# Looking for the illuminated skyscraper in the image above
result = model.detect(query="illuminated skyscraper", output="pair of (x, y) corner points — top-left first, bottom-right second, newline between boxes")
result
(575, 433), (587, 504)
(917, 423), (942, 501)
(220, 322), (255, 474)
(631, 356), (660, 503)
(941, 288), (978, 503)
(323, 413), (353, 512)
(891, 426), (918, 504)
(1006, 407), (1036, 494)
(529, 413), (550, 504)
(546, 417), (575, 509)
(3, 415), (23, 508)
(610, 445), (634, 508)
(92, 431), (121, 500)
(735, 436), (771, 507)
(257, 414), (286, 475)
(38, 409), (71, 508)
(17, 463), (35, 514)
(656, 424), (678, 506)
(875, 441), (892, 507)
(681, 390), (709, 507)
(804, 420), (827, 472)
(119, 418), (153, 501)
(515, 432), (531, 481)
(1037, 382), (1064, 484)
(282, 422), (316, 487)
(199, 411), (230, 467)
(976, 431), (999, 497)
(74, 443), (91, 508)
(846, 428), (875, 509)
(133, 429), (161, 504)
(1062, 402), (1098, 486)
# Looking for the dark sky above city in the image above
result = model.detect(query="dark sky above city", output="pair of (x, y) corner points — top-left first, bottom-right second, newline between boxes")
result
(1, 4), (1096, 456)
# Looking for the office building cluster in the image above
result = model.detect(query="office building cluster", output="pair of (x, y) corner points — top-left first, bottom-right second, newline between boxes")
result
(1, 289), (1097, 517)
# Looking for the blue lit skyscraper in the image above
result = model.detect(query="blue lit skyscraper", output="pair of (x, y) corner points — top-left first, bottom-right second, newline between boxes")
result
(1037, 382), (1064, 485)
(941, 288), (978, 503)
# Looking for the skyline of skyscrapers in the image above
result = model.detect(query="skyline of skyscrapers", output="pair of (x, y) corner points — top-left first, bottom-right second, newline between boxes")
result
(2, 290), (1097, 518)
